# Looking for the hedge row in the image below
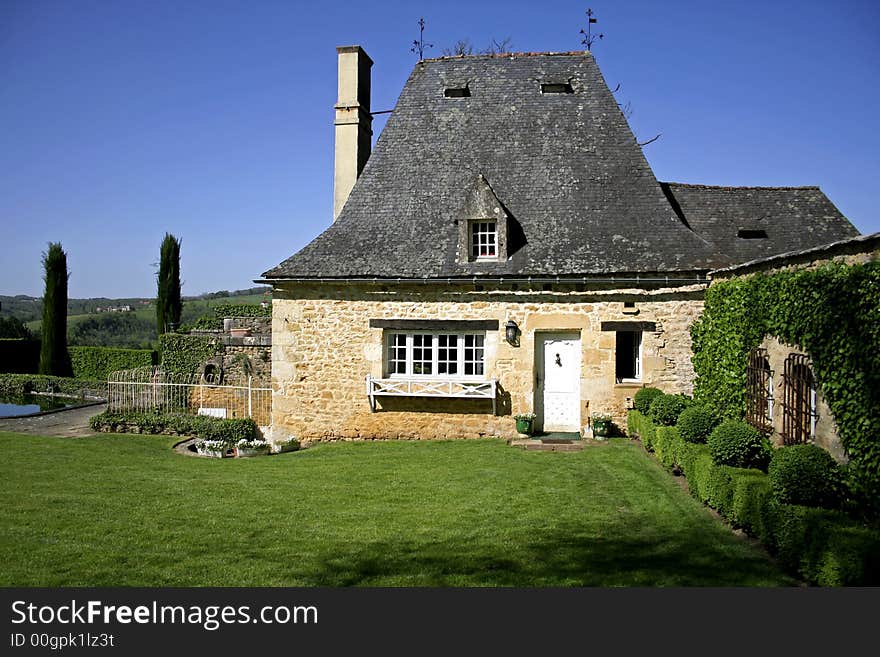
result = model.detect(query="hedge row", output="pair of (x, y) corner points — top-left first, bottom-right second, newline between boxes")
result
(68, 346), (157, 379)
(212, 303), (270, 318)
(89, 410), (258, 443)
(0, 373), (106, 398)
(628, 411), (880, 585)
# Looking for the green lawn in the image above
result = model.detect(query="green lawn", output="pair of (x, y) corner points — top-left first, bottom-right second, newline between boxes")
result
(0, 433), (796, 586)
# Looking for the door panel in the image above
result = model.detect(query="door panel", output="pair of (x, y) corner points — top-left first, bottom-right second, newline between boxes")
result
(535, 333), (581, 432)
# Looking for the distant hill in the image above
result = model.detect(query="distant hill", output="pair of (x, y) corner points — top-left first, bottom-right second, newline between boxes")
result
(0, 286), (270, 324)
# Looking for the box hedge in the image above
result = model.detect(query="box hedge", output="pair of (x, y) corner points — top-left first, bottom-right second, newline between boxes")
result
(768, 444), (844, 510)
(89, 410), (258, 443)
(627, 410), (657, 450)
(0, 373), (106, 398)
(648, 393), (692, 426)
(633, 387), (664, 414)
(68, 346), (157, 380)
(629, 409), (880, 585)
(707, 420), (772, 471)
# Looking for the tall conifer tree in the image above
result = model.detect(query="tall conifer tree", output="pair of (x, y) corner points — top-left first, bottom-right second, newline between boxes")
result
(39, 242), (72, 376)
(156, 233), (182, 336)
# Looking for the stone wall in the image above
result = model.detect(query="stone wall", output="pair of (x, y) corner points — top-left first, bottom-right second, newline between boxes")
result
(269, 282), (705, 443)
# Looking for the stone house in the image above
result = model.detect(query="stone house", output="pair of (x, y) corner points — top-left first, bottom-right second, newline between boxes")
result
(258, 46), (858, 443)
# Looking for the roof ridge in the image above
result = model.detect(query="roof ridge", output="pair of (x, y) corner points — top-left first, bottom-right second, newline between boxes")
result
(662, 181), (821, 191)
(421, 50), (593, 63)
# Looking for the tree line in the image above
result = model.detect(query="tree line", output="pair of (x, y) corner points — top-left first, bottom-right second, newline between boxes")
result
(29, 234), (183, 376)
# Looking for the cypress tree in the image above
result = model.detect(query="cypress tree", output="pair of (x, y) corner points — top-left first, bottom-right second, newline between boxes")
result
(156, 233), (182, 336)
(39, 242), (72, 376)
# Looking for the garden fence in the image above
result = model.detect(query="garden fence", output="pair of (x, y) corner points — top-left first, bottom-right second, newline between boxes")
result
(107, 366), (271, 426)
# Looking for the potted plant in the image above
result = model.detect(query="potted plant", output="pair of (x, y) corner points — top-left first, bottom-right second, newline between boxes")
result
(273, 437), (301, 454)
(514, 413), (536, 437)
(235, 438), (270, 457)
(591, 412), (613, 439)
(195, 439), (231, 458)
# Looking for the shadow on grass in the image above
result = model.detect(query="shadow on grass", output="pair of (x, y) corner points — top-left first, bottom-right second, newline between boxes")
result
(293, 522), (794, 587)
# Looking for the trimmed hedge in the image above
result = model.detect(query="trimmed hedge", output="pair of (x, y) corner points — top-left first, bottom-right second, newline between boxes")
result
(627, 410), (657, 450)
(0, 373), (106, 398)
(69, 346), (157, 379)
(677, 404), (719, 444)
(768, 444), (843, 510)
(707, 420), (772, 471)
(630, 410), (880, 585)
(633, 387), (664, 414)
(213, 303), (270, 318)
(89, 410), (258, 443)
(648, 393), (691, 426)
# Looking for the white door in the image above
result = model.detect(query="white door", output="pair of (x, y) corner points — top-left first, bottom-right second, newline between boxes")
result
(535, 333), (581, 432)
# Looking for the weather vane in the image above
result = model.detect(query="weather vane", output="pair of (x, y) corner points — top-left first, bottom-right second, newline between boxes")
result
(411, 17), (433, 61)
(580, 8), (604, 51)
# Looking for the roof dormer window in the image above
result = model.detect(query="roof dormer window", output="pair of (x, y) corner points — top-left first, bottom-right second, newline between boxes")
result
(444, 85), (471, 98)
(737, 229), (769, 239)
(541, 82), (573, 94)
(471, 221), (498, 259)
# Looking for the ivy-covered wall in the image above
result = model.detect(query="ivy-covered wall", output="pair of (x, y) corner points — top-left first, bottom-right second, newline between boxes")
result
(691, 261), (880, 504)
(159, 334), (223, 376)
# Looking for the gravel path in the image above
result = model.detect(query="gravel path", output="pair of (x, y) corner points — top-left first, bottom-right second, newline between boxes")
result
(0, 402), (107, 438)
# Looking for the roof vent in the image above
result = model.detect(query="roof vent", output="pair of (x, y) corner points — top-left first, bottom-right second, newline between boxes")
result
(444, 86), (471, 98)
(541, 82), (573, 94)
(737, 229), (769, 239)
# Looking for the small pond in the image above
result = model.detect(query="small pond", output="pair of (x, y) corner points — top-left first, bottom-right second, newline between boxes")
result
(0, 393), (81, 418)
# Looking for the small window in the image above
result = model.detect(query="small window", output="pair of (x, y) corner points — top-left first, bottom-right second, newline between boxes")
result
(616, 331), (642, 382)
(471, 221), (498, 259)
(746, 347), (773, 432)
(444, 86), (471, 98)
(737, 229), (768, 239)
(782, 354), (817, 445)
(541, 83), (573, 94)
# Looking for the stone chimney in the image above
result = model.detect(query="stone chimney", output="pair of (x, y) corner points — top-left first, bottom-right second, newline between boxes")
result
(333, 45), (372, 221)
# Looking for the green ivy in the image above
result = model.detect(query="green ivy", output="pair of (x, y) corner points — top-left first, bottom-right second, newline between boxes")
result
(159, 334), (222, 376)
(691, 261), (880, 507)
(213, 303), (270, 318)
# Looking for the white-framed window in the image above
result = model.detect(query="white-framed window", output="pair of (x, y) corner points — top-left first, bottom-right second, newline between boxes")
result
(615, 331), (642, 383)
(471, 221), (497, 259)
(385, 332), (486, 378)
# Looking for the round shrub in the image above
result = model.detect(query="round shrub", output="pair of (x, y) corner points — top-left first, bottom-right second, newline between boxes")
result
(677, 404), (720, 444)
(707, 420), (773, 471)
(649, 394), (692, 427)
(633, 387), (664, 414)
(768, 444), (842, 509)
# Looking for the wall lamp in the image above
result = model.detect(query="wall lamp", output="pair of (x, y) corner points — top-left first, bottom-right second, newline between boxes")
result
(505, 320), (519, 346)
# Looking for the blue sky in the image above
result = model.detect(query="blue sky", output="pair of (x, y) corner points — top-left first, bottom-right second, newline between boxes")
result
(2, 0), (878, 298)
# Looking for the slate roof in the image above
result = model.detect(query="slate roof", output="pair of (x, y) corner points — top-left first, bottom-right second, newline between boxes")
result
(660, 183), (859, 265)
(263, 51), (857, 280)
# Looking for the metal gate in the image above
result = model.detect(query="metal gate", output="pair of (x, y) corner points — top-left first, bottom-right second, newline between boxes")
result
(781, 353), (815, 445)
(745, 347), (773, 432)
